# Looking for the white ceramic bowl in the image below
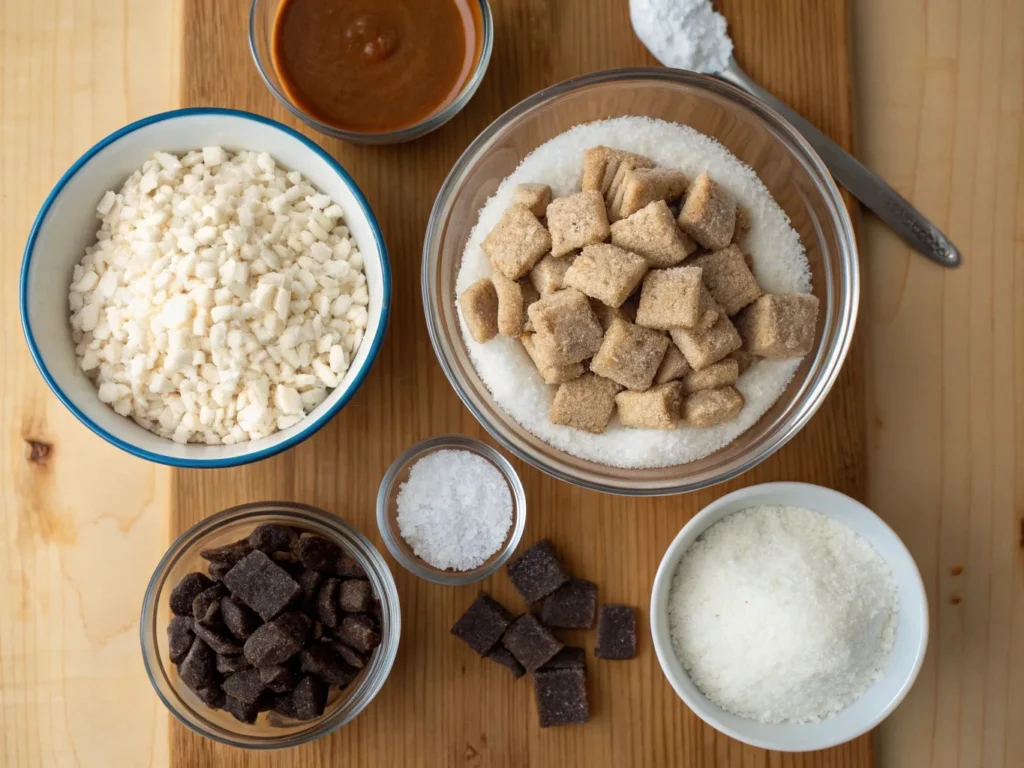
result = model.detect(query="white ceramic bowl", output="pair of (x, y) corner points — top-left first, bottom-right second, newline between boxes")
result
(20, 108), (390, 467)
(650, 482), (928, 752)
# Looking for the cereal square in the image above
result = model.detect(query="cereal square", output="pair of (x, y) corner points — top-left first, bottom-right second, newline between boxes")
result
(459, 279), (499, 343)
(521, 278), (541, 332)
(729, 348), (758, 374)
(562, 244), (648, 308)
(694, 285), (721, 332)
(533, 667), (589, 727)
(669, 313), (742, 371)
(682, 357), (739, 393)
(615, 382), (683, 429)
(482, 203), (552, 279)
(589, 296), (637, 331)
(610, 200), (696, 268)
(549, 373), (622, 433)
(513, 183), (552, 218)
(654, 344), (691, 384)
(678, 171), (737, 250)
(540, 579), (597, 630)
(618, 168), (689, 220)
(594, 605), (637, 660)
(491, 271), (525, 336)
(683, 386), (745, 426)
(521, 333), (585, 385)
(450, 593), (514, 656)
(734, 293), (820, 358)
(507, 540), (570, 603)
(527, 288), (604, 366)
(501, 614), (563, 672)
(582, 146), (655, 195)
(530, 253), (575, 296)
(688, 245), (762, 315)
(605, 159), (644, 213)
(590, 317), (670, 391)
(634, 266), (704, 330)
(546, 191), (611, 258)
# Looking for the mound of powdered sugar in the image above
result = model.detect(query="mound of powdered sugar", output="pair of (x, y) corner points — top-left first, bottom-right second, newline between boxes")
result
(454, 117), (811, 469)
(629, 0), (733, 74)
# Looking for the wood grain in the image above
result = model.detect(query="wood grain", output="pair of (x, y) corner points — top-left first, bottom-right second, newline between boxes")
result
(173, 0), (865, 766)
(0, 1), (180, 766)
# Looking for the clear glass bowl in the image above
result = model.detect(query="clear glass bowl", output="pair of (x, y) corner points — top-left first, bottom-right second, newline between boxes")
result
(248, 0), (494, 144)
(140, 502), (400, 750)
(422, 68), (859, 496)
(376, 435), (526, 585)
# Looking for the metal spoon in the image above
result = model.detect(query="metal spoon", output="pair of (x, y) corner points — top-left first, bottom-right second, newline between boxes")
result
(719, 57), (961, 267)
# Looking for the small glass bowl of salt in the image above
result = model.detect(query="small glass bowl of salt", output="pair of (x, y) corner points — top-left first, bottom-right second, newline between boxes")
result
(376, 435), (527, 586)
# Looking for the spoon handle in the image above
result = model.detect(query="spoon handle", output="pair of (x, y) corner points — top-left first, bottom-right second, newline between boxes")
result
(720, 59), (961, 268)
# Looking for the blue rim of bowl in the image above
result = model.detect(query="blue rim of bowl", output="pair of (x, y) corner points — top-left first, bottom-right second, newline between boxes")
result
(19, 106), (392, 468)
(248, 0), (494, 144)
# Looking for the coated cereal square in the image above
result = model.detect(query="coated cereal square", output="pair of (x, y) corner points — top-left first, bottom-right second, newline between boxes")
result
(617, 167), (688, 220)
(459, 279), (499, 343)
(562, 244), (648, 308)
(682, 357), (739, 393)
(521, 333), (585, 385)
(546, 191), (611, 258)
(654, 344), (691, 384)
(734, 293), (819, 358)
(549, 373), (622, 434)
(582, 146), (656, 195)
(590, 317), (670, 392)
(683, 386), (745, 426)
(634, 266), (705, 330)
(491, 271), (525, 336)
(610, 200), (696, 268)
(482, 203), (552, 280)
(513, 183), (552, 218)
(678, 172), (737, 250)
(530, 253), (575, 296)
(615, 382), (683, 430)
(669, 313), (742, 371)
(688, 245), (762, 315)
(527, 288), (604, 366)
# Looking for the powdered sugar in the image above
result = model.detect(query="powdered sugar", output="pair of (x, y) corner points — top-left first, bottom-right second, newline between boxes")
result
(396, 449), (512, 572)
(630, 0), (733, 74)
(454, 117), (810, 469)
(668, 505), (898, 723)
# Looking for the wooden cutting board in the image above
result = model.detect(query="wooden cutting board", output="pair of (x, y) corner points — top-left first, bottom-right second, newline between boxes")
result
(174, 0), (865, 765)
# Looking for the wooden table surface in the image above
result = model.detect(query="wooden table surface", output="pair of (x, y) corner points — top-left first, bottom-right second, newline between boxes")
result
(1, 1), (1020, 766)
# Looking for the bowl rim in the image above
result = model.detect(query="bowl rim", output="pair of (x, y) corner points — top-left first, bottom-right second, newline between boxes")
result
(422, 67), (860, 496)
(648, 481), (930, 751)
(19, 106), (392, 468)
(248, 0), (495, 145)
(375, 434), (527, 585)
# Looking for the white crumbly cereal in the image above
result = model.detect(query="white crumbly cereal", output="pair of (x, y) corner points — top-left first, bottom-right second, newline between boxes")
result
(68, 148), (370, 445)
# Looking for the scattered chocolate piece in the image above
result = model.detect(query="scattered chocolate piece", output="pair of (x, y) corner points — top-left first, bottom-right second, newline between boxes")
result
(259, 663), (297, 693)
(178, 637), (216, 690)
(298, 643), (357, 687)
(540, 579), (597, 629)
(338, 579), (373, 613)
(291, 535), (342, 572)
(199, 538), (253, 565)
(335, 614), (381, 653)
(507, 540), (570, 604)
(331, 641), (367, 670)
(273, 676), (327, 721)
(192, 618), (243, 656)
(224, 695), (260, 724)
(502, 614), (563, 672)
(223, 550), (302, 621)
(167, 616), (194, 664)
(222, 667), (266, 704)
(169, 572), (214, 617)
(220, 597), (259, 641)
(594, 605), (636, 660)
(316, 577), (341, 628)
(335, 553), (367, 579)
(486, 646), (526, 678)
(207, 560), (232, 582)
(539, 646), (586, 671)
(243, 611), (311, 667)
(296, 568), (322, 603)
(192, 583), (227, 628)
(216, 653), (251, 675)
(191, 684), (226, 710)
(533, 667), (589, 727)
(450, 594), (514, 656)
(248, 523), (297, 553)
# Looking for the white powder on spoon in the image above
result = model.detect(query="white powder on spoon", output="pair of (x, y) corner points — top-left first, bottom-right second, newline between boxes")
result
(668, 505), (898, 723)
(630, 0), (733, 74)
(396, 449), (512, 572)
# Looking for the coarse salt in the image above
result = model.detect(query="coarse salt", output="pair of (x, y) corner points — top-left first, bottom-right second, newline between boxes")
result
(396, 449), (513, 572)
(667, 505), (898, 723)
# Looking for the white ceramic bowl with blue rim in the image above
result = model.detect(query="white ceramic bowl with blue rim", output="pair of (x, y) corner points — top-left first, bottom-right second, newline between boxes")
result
(20, 108), (390, 468)
(650, 482), (929, 752)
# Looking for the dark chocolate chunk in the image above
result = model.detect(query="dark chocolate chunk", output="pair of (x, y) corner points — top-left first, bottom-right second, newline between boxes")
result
(331, 641), (367, 670)
(271, 550), (300, 566)
(291, 535), (342, 572)
(485, 645), (525, 678)
(221, 667), (266, 704)
(338, 579), (373, 613)
(199, 538), (253, 565)
(540, 579), (597, 629)
(450, 594), (513, 656)
(216, 653), (251, 675)
(207, 560), (232, 582)
(335, 614), (381, 653)
(243, 611), (311, 667)
(259, 663), (297, 693)
(532, 667), (589, 727)
(248, 523), (297, 553)
(296, 568), (322, 603)
(177, 636), (216, 690)
(335, 552), (366, 579)
(539, 646), (585, 671)
(167, 616), (194, 664)
(220, 597), (259, 641)
(316, 577), (341, 628)
(192, 583), (227, 628)
(311, 620), (324, 641)
(501, 614), (563, 673)
(192, 618), (243, 656)
(224, 550), (302, 621)
(190, 684), (226, 710)
(507, 540), (570, 604)
(594, 605), (636, 660)
(169, 572), (214, 617)
(224, 695), (260, 724)
(298, 643), (357, 687)
(272, 676), (327, 721)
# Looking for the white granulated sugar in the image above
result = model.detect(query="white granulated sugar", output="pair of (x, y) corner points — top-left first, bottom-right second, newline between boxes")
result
(630, 0), (733, 74)
(454, 117), (811, 469)
(396, 449), (513, 572)
(668, 506), (898, 724)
